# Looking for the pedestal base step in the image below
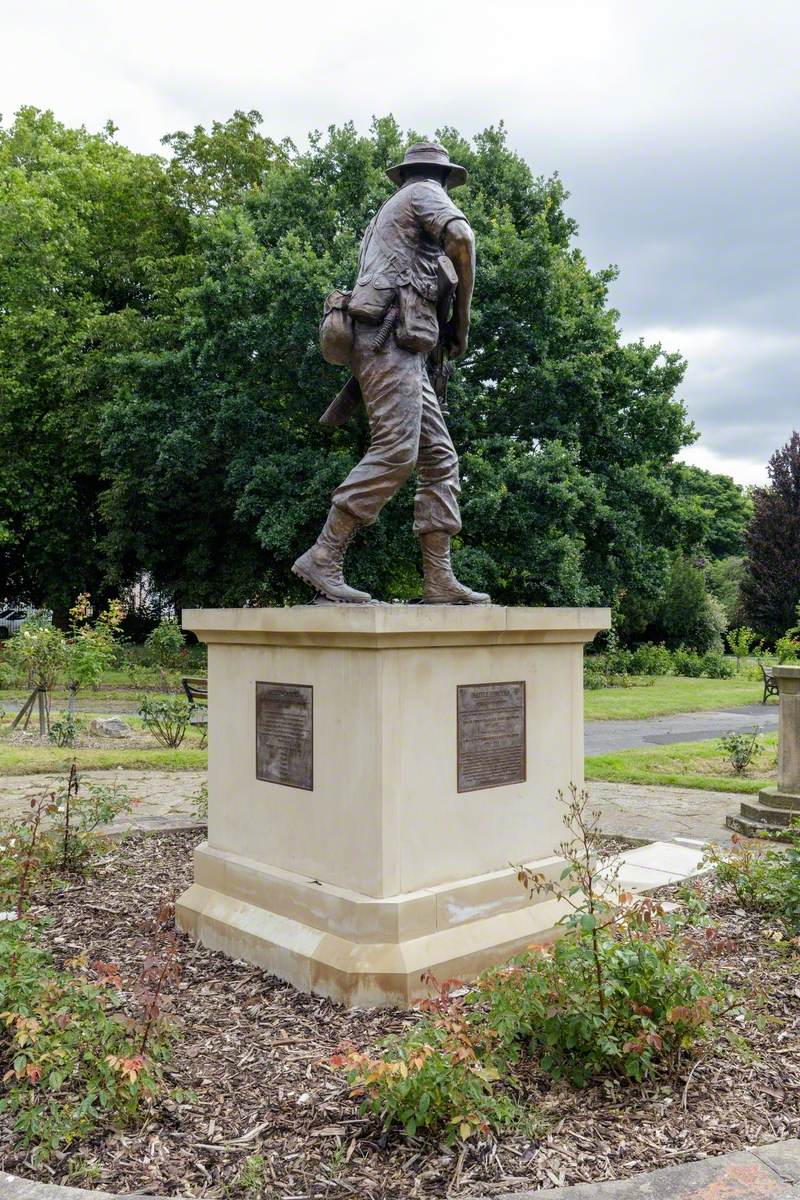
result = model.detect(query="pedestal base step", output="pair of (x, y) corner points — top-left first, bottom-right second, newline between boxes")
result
(175, 842), (570, 1006)
(177, 882), (568, 1006)
(727, 785), (800, 841)
(725, 813), (795, 841)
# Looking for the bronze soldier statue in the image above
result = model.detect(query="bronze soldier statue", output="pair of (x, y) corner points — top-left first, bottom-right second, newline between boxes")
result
(292, 142), (490, 605)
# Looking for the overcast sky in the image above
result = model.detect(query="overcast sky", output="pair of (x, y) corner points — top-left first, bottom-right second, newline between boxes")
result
(3, 0), (798, 485)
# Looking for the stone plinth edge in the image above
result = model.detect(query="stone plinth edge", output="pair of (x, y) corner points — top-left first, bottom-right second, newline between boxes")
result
(181, 605), (611, 649)
(176, 844), (571, 1007)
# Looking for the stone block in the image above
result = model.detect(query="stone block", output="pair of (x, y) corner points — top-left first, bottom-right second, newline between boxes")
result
(89, 717), (132, 739)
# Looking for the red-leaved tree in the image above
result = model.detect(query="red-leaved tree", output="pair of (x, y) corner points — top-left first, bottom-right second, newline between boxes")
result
(742, 431), (800, 641)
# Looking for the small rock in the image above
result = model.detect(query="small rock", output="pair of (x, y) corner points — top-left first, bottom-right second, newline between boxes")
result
(90, 716), (133, 739)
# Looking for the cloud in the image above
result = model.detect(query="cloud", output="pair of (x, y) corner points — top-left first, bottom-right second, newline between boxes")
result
(2, 0), (797, 484)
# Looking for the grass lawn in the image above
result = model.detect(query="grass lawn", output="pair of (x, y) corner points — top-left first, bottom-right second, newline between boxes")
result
(0, 744), (208, 775)
(586, 733), (777, 793)
(584, 675), (767, 721)
(0, 712), (207, 775)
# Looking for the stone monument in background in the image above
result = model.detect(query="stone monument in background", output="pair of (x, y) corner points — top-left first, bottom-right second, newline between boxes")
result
(175, 142), (612, 1005)
(728, 664), (800, 837)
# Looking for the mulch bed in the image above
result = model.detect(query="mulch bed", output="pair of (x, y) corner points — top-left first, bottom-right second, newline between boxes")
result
(1, 830), (799, 1198)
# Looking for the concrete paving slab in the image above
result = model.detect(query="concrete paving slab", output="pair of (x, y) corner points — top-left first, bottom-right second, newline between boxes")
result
(494, 1146), (799, 1198)
(617, 840), (710, 876)
(598, 840), (710, 891)
(606, 861), (694, 888)
(588, 781), (740, 844)
(0, 1173), (166, 1199)
(754, 1141), (800, 1185)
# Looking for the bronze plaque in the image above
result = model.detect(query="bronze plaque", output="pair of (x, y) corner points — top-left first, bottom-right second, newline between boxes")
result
(256, 682), (313, 791)
(457, 681), (526, 793)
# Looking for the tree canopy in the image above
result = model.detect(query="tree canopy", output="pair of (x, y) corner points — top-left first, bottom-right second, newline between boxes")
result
(667, 463), (753, 560)
(0, 107), (193, 616)
(2, 108), (704, 615)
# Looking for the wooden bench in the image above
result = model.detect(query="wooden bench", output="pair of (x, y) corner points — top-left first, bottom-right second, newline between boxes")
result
(758, 660), (779, 705)
(182, 676), (208, 746)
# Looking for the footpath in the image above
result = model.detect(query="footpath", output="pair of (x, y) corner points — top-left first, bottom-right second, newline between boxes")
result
(0, 769), (740, 845)
(585, 701), (778, 755)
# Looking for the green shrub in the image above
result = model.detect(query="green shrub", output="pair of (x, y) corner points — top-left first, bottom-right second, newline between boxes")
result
(144, 620), (186, 670)
(336, 1003), (515, 1143)
(775, 635), (800, 664)
(699, 650), (735, 678)
(477, 906), (726, 1085)
(705, 830), (800, 934)
(333, 787), (731, 1138)
(0, 769), (134, 906)
(49, 713), (80, 747)
(0, 917), (175, 1159)
(583, 664), (607, 690)
(138, 695), (192, 748)
(726, 626), (763, 671)
(192, 782), (209, 821)
(672, 649), (734, 678)
(629, 642), (673, 676)
(718, 728), (761, 774)
(5, 618), (67, 730)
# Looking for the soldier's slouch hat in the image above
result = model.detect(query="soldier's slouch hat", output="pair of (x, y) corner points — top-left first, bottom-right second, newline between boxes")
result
(386, 141), (468, 189)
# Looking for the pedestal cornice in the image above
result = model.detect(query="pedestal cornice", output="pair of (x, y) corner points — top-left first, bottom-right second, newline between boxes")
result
(182, 605), (611, 649)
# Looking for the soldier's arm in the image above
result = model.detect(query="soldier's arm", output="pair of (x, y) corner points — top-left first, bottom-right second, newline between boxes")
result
(443, 218), (475, 359)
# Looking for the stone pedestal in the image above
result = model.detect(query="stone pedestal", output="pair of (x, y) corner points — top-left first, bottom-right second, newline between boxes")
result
(728, 665), (800, 837)
(176, 605), (610, 1005)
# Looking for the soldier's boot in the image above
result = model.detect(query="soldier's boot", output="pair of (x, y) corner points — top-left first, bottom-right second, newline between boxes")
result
(292, 506), (372, 604)
(420, 532), (491, 605)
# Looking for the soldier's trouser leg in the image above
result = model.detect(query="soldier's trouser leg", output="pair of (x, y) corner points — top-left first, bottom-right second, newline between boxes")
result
(332, 324), (424, 524)
(412, 369), (462, 535)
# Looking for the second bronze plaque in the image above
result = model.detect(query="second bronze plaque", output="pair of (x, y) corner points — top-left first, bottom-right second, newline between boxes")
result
(457, 681), (526, 793)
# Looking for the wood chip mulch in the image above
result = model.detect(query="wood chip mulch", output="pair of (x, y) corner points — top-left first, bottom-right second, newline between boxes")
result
(1, 831), (799, 1198)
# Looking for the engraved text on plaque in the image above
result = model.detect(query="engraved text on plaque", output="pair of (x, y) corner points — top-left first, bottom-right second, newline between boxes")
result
(256, 682), (313, 790)
(457, 681), (526, 793)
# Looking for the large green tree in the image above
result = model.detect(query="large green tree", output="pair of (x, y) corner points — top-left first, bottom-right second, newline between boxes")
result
(99, 117), (696, 610)
(668, 463), (753, 559)
(0, 107), (195, 616)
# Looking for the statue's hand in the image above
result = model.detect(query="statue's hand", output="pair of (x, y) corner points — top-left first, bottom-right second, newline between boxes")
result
(444, 319), (468, 360)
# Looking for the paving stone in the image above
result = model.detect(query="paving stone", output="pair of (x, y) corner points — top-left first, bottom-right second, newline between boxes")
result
(0, 769), (206, 831)
(494, 1149), (792, 1198)
(0, 1172), (166, 1199)
(588, 781), (741, 844)
(753, 1140), (800, 1185)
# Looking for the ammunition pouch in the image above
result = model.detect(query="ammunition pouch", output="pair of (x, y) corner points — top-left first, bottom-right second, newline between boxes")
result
(395, 279), (439, 355)
(319, 289), (354, 367)
(348, 272), (396, 324)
